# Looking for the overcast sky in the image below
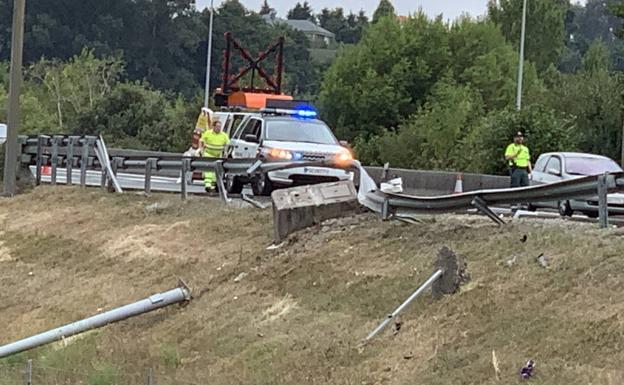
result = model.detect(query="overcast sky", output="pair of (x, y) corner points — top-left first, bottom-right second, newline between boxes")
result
(196, 0), (490, 20)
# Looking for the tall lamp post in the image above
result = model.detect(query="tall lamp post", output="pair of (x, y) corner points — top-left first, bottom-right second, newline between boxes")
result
(203, 0), (215, 108)
(516, 0), (528, 111)
(3, 0), (26, 197)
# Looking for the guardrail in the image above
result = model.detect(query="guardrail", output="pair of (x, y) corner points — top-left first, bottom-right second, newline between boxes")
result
(17, 134), (622, 227)
(359, 170), (620, 227)
(17, 134), (358, 202)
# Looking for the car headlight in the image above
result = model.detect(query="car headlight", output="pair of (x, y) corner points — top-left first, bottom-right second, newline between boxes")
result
(266, 148), (293, 160)
(336, 150), (353, 163)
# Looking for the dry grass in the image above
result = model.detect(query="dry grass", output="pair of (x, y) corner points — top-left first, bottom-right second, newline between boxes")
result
(1, 186), (624, 384)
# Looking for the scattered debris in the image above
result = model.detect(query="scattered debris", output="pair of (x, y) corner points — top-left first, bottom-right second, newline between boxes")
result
(233, 272), (248, 283)
(520, 359), (535, 379)
(393, 316), (402, 335)
(492, 350), (500, 380)
(520, 234), (528, 243)
(536, 253), (549, 269)
(28, 271), (34, 277)
(506, 255), (518, 267)
(380, 177), (403, 193)
(403, 352), (414, 360)
(266, 242), (286, 250)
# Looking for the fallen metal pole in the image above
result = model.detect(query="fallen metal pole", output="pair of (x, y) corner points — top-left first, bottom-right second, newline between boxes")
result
(365, 269), (443, 342)
(0, 283), (191, 359)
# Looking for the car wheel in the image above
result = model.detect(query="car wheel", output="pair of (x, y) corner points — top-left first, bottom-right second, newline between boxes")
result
(252, 173), (273, 196)
(225, 175), (243, 194)
(583, 211), (599, 219)
(526, 203), (537, 212)
(558, 200), (573, 217)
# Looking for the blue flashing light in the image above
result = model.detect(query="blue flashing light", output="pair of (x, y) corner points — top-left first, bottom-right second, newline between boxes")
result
(293, 105), (317, 119)
(293, 152), (304, 161)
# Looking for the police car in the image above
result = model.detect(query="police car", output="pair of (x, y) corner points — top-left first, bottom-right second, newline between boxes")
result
(224, 103), (354, 195)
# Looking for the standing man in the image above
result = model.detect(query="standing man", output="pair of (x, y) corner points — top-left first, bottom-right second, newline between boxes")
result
(505, 131), (532, 188)
(200, 119), (229, 192)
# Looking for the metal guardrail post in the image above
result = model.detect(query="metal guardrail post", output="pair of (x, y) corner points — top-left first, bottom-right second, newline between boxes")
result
(108, 157), (123, 192)
(100, 166), (108, 190)
(25, 359), (32, 385)
(66, 136), (79, 185)
(215, 160), (230, 203)
(471, 197), (506, 225)
(381, 198), (390, 220)
(146, 367), (154, 385)
(181, 158), (190, 200)
(0, 283), (192, 359)
(598, 173), (609, 228)
(35, 135), (49, 186)
(50, 135), (63, 185)
(145, 158), (157, 194)
(80, 138), (88, 187)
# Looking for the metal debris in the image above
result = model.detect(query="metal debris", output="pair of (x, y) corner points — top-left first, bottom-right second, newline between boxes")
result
(520, 359), (535, 379)
(536, 253), (549, 269)
(506, 255), (518, 267)
(233, 272), (248, 283)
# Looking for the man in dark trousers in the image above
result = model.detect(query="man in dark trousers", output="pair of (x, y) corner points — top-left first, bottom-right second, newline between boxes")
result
(505, 131), (532, 188)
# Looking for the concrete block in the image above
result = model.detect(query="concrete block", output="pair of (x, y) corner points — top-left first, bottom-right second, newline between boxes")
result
(272, 181), (358, 242)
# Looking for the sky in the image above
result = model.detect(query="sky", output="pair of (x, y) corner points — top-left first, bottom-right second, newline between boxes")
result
(195, 0), (490, 20)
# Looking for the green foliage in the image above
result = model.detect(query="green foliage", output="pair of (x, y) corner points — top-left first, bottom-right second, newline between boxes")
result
(318, 8), (368, 44)
(72, 82), (193, 151)
(372, 0), (396, 24)
(488, 0), (568, 72)
(287, 1), (315, 22)
(464, 106), (577, 174)
(88, 363), (120, 385)
(160, 344), (182, 368)
(582, 39), (611, 72)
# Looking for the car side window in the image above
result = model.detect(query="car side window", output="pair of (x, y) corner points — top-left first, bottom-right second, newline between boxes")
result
(534, 156), (549, 172)
(241, 119), (262, 141)
(545, 156), (562, 175)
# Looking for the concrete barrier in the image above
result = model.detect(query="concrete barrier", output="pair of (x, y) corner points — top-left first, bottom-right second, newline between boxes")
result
(271, 181), (359, 242)
(364, 166), (510, 195)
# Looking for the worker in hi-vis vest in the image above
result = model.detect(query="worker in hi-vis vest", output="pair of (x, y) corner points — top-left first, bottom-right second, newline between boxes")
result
(505, 131), (532, 188)
(200, 119), (229, 192)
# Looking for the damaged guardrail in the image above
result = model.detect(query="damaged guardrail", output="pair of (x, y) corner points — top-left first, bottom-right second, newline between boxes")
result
(0, 281), (191, 359)
(359, 170), (623, 227)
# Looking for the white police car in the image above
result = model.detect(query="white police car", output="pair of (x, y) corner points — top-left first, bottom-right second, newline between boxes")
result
(224, 104), (354, 195)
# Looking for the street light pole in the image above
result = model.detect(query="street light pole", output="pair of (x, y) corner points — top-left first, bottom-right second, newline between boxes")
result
(203, 0), (215, 108)
(3, 0), (26, 197)
(516, 0), (528, 111)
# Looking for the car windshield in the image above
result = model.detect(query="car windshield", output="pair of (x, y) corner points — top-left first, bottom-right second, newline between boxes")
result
(566, 156), (623, 175)
(265, 119), (338, 145)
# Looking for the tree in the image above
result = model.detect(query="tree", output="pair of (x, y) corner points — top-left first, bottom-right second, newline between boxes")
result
(582, 40), (610, 72)
(488, 0), (568, 72)
(287, 2), (315, 22)
(318, 8), (369, 44)
(259, 0), (276, 18)
(372, 0), (396, 24)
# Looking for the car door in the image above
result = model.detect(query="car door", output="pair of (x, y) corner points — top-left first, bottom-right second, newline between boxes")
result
(541, 155), (564, 184)
(531, 155), (550, 185)
(231, 117), (263, 158)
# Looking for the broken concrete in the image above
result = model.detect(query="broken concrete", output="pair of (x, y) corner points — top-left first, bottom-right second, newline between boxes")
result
(271, 181), (359, 242)
(432, 246), (469, 299)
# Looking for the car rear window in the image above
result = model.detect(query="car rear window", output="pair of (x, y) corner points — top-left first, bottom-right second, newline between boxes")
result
(566, 157), (623, 175)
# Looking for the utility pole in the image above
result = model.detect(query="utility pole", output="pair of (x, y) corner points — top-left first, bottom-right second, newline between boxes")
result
(3, 0), (26, 197)
(516, 0), (528, 111)
(203, 0), (215, 108)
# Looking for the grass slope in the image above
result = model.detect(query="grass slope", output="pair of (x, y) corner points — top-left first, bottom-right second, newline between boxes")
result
(1, 186), (624, 385)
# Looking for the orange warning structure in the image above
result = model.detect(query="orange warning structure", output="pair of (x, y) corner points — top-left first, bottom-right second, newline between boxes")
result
(213, 33), (292, 108)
